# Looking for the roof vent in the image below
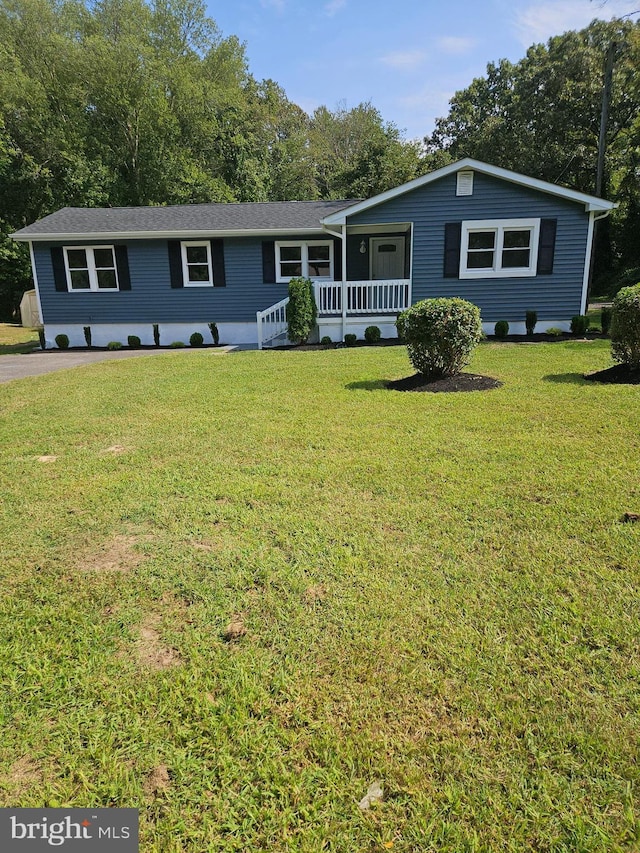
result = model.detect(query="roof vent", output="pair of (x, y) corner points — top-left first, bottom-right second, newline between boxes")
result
(456, 171), (474, 196)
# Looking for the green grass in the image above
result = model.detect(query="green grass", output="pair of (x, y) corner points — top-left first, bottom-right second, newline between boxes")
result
(0, 341), (638, 852)
(0, 323), (40, 354)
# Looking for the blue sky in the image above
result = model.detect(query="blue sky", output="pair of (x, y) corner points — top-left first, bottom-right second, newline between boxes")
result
(208, 0), (638, 141)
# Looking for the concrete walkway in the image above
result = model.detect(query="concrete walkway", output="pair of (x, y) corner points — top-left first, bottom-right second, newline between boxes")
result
(0, 345), (241, 385)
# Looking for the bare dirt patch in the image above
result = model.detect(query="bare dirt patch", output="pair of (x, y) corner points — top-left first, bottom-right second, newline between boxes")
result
(101, 444), (128, 455)
(136, 616), (182, 669)
(303, 585), (327, 605)
(1, 756), (44, 799)
(80, 534), (148, 573)
(387, 372), (503, 393)
(143, 764), (171, 797)
(36, 455), (58, 463)
(222, 615), (246, 642)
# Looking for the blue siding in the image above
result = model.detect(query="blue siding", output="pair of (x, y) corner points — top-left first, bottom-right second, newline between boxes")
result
(348, 172), (589, 322)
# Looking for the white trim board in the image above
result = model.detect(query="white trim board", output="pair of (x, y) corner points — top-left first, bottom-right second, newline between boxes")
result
(12, 227), (333, 243)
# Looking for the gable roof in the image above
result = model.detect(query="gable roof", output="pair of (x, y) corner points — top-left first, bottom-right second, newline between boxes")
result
(12, 199), (359, 242)
(321, 158), (616, 226)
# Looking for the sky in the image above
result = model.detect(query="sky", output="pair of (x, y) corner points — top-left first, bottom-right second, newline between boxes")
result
(208, 0), (639, 141)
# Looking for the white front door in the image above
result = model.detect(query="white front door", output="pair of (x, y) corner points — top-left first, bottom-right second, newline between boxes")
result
(370, 237), (405, 280)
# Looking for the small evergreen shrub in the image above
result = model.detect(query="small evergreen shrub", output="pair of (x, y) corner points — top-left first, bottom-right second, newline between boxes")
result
(208, 322), (219, 345)
(38, 328), (45, 350)
(364, 325), (381, 344)
(320, 335), (333, 345)
(344, 333), (357, 347)
(494, 320), (509, 339)
(545, 327), (563, 336)
(525, 310), (537, 335)
(570, 314), (589, 335)
(287, 277), (317, 344)
(396, 297), (482, 379)
(55, 333), (69, 350)
(127, 335), (141, 348)
(190, 332), (204, 347)
(107, 341), (122, 350)
(153, 324), (160, 347)
(601, 306), (612, 335)
(170, 341), (185, 348)
(610, 283), (640, 369)
(83, 326), (92, 347)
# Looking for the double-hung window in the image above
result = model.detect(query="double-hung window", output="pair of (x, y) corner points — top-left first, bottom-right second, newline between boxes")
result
(460, 219), (540, 279)
(64, 246), (119, 291)
(275, 241), (333, 282)
(181, 241), (214, 286)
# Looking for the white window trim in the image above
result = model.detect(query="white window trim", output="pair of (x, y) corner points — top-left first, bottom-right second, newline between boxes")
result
(181, 241), (214, 287)
(459, 218), (540, 279)
(63, 245), (119, 292)
(275, 240), (334, 283)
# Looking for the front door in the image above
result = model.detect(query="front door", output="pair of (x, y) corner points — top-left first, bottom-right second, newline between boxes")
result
(370, 237), (405, 280)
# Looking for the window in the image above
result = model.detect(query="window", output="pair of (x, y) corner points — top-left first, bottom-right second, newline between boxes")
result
(460, 219), (540, 278)
(275, 241), (333, 282)
(181, 241), (214, 286)
(64, 246), (119, 291)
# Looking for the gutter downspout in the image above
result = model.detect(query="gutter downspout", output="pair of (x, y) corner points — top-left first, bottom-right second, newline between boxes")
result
(582, 208), (612, 315)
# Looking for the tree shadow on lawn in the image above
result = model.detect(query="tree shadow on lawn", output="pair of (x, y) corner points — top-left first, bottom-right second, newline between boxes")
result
(542, 372), (589, 384)
(345, 379), (388, 391)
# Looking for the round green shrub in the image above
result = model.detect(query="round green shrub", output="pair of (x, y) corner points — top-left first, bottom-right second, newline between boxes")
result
(170, 341), (185, 348)
(494, 320), (509, 339)
(107, 341), (122, 350)
(610, 283), (640, 369)
(545, 327), (563, 336)
(364, 325), (381, 344)
(344, 333), (357, 347)
(570, 314), (589, 335)
(127, 335), (141, 348)
(189, 332), (204, 347)
(320, 335), (333, 345)
(55, 333), (69, 350)
(396, 298), (482, 379)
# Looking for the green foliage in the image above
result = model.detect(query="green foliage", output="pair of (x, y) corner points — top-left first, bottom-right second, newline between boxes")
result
(610, 283), (640, 369)
(494, 320), (509, 339)
(170, 340), (185, 348)
(396, 298), (482, 379)
(107, 341), (122, 350)
(525, 311), (537, 335)
(570, 315), (590, 335)
(364, 325), (381, 344)
(54, 333), (69, 349)
(320, 335), (333, 345)
(83, 326), (91, 347)
(208, 322), (219, 345)
(38, 328), (45, 349)
(189, 331), (204, 347)
(153, 324), (160, 347)
(127, 335), (141, 348)
(286, 277), (317, 345)
(601, 306), (612, 335)
(545, 327), (564, 336)
(343, 333), (357, 347)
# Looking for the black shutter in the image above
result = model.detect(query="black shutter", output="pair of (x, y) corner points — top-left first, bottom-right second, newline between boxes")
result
(114, 245), (131, 290)
(443, 222), (462, 278)
(262, 241), (276, 283)
(51, 247), (68, 292)
(168, 240), (183, 288)
(537, 218), (557, 275)
(333, 238), (342, 281)
(210, 239), (226, 287)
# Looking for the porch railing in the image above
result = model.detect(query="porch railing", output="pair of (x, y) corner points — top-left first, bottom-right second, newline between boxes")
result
(314, 280), (410, 315)
(256, 297), (288, 350)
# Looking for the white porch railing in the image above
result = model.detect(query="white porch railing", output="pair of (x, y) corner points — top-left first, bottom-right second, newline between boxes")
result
(257, 297), (288, 350)
(314, 279), (410, 315)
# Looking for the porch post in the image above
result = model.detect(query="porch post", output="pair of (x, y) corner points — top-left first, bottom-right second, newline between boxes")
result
(341, 223), (347, 340)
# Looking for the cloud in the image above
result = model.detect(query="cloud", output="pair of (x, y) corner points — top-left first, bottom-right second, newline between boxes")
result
(514, 0), (640, 47)
(380, 50), (427, 70)
(259, 0), (285, 11)
(435, 36), (476, 55)
(324, 0), (346, 16)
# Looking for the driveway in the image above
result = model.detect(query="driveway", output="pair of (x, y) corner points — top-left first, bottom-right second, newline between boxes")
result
(0, 345), (240, 384)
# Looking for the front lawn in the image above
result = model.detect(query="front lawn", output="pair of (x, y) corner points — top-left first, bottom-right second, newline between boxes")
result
(0, 323), (39, 354)
(0, 341), (638, 852)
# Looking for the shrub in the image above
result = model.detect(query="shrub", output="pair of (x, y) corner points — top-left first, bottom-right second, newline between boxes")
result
(38, 328), (45, 350)
(344, 333), (357, 347)
(610, 283), (640, 370)
(83, 326), (92, 347)
(320, 335), (333, 345)
(208, 322), (219, 345)
(601, 306), (612, 335)
(545, 327), (563, 336)
(107, 341), (122, 350)
(287, 277), (317, 344)
(190, 332), (204, 347)
(55, 333), (69, 350)
(364, 325), (381, 344)
(570, 314), (590, 335)
(525, 310), (537, 335)
(170, 341), (185, 348)
(494, 320), (509, 339)
(153, 323), (160, 347)
(127, 335), (141, 348)
(396, 297), (482, 379)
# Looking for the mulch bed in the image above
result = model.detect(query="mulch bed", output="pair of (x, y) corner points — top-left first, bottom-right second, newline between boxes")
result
(387, 372), (503, 393)
(584, 364), (640, 384)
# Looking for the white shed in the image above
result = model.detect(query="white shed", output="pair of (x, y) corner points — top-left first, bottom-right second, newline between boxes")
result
(19, 289), (41, 327)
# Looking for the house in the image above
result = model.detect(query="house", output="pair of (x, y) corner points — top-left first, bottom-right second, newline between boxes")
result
(11, 158), (615, 349)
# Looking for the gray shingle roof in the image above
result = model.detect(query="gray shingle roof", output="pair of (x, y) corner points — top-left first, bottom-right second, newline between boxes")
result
(12, 199), (360, 240)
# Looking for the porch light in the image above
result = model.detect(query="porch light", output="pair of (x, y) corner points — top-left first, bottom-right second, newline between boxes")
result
(359, 239), (367, 253)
